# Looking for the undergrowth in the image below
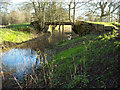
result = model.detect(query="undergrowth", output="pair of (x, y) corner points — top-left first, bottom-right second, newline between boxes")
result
(45, 29), (120, 88)
(2, 22), (120, 88)
(20, 29), (120, 88)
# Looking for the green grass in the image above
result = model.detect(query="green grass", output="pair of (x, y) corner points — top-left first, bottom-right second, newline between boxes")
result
(18, 21), (120, 88)
(0, 23), (37, 44)
(111, 22), (120, 27)
(7, 23), (30, 31)
(3, 21), (119, 88)
(0, 28), (36, 43)
(86, 21), (114, 26)
(44, 29), (120, 88)
(86, 21), (119, 30)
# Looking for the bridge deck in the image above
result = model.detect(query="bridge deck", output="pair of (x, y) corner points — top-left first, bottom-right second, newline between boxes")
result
(45, 22), (73, 25)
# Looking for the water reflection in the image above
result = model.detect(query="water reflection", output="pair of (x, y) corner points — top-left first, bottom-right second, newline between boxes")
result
(2, 48), (37, 79)
(35, 49), (47, 68)
(1, 31), (74, 88)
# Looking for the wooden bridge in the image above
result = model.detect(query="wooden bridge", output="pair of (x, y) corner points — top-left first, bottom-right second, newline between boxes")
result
(45, 22), (73, 33)
(31, 21), (74, 33)
(45, 22), (73, 25)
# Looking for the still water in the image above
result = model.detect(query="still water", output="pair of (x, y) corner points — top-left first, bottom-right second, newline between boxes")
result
(1, 31), (74, 87)
(2, 48), (37, 79)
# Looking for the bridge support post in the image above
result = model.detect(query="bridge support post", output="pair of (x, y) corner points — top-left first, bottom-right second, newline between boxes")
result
(48, 25), (53, 34)
(59, 24), (61, 33)
(62, 24), (64, 35)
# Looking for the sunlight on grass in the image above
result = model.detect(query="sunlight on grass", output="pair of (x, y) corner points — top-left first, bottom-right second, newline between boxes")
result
(46, 29), (120, 88)
(86, 21), (119, 30)
(7, 23), (30, 31)
(86, 21), (114, 26)
(0, 28), (36, 43)
(111, 22), (120, 26)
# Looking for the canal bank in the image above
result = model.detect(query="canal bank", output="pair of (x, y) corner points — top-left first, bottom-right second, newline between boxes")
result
(1, 22), (120, 88)
(21, 29), (120, 88)
(1, 30), (75, 88)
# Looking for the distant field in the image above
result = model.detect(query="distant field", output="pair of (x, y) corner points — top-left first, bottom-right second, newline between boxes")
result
(6, 23), (30, 31)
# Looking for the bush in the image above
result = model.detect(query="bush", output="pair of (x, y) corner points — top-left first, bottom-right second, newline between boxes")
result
(72, 21), (115, 36)
(72, 21), (94, 36)
(30, 21), (42, 31)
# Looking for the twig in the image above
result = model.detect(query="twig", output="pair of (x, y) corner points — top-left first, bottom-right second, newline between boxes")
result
(12, 75), (22, 89)
(1, 71), (5, 80)
(25, 72), (27, 88)
(73, 57), (76, 77)
(32, 68), (38, 80)
(30, 75), (37, 85)
(43, 66), (47, 85)
(83, 41), (87, 50)
(2, 64), (22, 89)
(69, 66), (73, 79)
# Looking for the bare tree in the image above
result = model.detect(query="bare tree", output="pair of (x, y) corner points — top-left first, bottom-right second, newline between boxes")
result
(73, 0), (76, 24)
(86, 1), (120, 22)
(8, 10), (26, 24)
(66, 0), (73, 22)
(20, 2), (33, 22)
(0, 0), (12, 25)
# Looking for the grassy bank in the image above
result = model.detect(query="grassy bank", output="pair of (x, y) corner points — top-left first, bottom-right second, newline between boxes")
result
(50, 29), (120, 88)
(86, 21), (120, 27)
(0, 23), (37, 46)
(22, 28), (120, 88)
(0, 29), (36, 43)
(2, 22), (120, 88)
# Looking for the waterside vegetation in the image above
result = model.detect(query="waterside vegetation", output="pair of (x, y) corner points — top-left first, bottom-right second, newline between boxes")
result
(12, 22), (120, 88)
(1, 21), (120, 88)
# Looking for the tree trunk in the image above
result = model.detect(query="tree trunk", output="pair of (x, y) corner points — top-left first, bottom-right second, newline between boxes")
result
(69, 4), (71, 22)
(111, 13), (113, 22)
(43, 3), (45, 28)
(62, 14), (64, 36)
(73, 0), (76, 24)
(100, 16), (103, 22)
(118, 7), (120, 23)
(59, 15), (61, 32)
(0, 7), (2, 25)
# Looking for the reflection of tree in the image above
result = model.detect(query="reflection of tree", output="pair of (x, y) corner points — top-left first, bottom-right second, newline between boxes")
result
(35, 49), (46, 69)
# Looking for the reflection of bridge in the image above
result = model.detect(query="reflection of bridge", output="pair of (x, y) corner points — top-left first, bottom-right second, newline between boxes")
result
(45, 22), (73, 25)
(45, 22), (73, 33)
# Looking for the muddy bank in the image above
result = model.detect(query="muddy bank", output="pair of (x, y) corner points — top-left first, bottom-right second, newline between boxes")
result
(1, 33), (50, 50)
